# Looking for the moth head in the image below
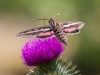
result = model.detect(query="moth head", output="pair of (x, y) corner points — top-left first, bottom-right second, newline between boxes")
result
(48, 18), (56, 29)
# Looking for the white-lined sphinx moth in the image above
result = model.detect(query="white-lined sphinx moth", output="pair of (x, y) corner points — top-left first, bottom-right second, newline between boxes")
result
(16, 13), (84, 45)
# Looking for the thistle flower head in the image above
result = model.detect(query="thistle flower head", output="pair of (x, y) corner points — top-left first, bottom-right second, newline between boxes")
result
(21, 37), (65, 66)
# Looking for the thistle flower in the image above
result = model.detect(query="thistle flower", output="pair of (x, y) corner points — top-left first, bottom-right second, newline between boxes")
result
(21, 37), (64, 66)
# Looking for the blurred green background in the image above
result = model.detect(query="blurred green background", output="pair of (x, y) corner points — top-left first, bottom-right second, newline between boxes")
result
(0, 0), (100, 75)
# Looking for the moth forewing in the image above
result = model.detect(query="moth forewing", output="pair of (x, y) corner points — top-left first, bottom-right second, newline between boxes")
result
(16, 26), (51, 37)
(77, 22), (84, 30)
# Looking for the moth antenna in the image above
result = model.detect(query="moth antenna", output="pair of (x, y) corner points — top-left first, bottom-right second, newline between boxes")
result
(34, 18), (49, 20)
(34, 17), (48, 26)
(53, 13), (60, 18)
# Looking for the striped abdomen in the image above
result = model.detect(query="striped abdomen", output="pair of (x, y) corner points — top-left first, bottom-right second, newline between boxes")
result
(54, 28), (68, 45)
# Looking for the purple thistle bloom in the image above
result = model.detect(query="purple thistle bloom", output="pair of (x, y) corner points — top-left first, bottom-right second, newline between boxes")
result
(21, 37), (65, 66)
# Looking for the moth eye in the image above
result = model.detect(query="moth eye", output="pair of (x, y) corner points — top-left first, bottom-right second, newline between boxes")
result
(48, 21), (50, 23)
(50, 19), (52, 20)
(56, 31), (60, 34)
